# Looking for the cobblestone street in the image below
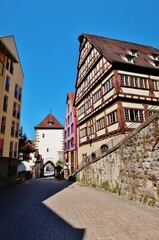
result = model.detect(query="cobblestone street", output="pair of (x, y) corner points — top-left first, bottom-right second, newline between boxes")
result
(0, 177), (159, 240)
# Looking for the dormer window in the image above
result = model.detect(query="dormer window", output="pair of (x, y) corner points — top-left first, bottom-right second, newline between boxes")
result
(127, 49), (138, 56)
(149, 54), (159, 60)
(122, 55), (134, 63)
(48, 121), (53, 126)
(149, 60), (159, 68)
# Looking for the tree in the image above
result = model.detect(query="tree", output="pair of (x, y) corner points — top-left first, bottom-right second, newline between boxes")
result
(18, 126), (35, 161)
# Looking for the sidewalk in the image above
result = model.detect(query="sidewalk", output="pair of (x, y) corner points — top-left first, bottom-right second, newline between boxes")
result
(44, 180), (159, 240)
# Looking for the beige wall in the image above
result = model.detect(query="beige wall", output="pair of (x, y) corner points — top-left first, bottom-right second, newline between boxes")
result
(0, 36), (24, 158)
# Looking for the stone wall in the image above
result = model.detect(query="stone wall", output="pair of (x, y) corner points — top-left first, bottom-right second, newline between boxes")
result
(0, 157), (18, 188)
(77, 113), (159, 207)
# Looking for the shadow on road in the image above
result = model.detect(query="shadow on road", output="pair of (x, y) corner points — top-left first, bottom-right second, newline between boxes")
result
(0, 177), (85, 240)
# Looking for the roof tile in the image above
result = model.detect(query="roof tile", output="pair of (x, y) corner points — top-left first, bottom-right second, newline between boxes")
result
(35, 113), (64, 129)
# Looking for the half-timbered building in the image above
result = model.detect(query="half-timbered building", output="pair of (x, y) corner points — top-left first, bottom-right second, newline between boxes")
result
(74, 33), (159, 166)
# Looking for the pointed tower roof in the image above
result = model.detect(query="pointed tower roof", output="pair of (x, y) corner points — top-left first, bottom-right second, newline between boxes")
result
(34, 113), (64, 130)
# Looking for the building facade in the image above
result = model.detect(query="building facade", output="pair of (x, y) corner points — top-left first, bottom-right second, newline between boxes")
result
(74, 33), (159, 167)
(34, 113), (64, 174)
(0, 36), (24, 187)
(64, 92), (77, 177)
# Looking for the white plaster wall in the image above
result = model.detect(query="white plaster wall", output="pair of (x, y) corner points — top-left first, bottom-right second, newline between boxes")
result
(36, 129), (64, 165)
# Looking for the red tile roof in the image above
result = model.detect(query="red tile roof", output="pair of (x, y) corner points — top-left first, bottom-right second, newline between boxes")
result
(79, 33), (159, 70)
(34, 113), (64, 129)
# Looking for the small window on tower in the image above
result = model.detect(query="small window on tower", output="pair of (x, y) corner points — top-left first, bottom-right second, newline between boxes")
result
(48, 121), (53, 126)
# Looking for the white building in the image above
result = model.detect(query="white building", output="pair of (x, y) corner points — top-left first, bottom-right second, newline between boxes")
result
(34, 113), (64, 170)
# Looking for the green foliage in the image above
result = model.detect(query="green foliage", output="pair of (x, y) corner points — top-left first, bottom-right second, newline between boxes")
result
(148, 199), (156, 207)
(136, 152), (140, 162)
(56, 160), (63, 167)
(128, 195), (133, 201)
(18, 126), (27, 151)
(91, 182), (97, 188)
(101, 180), (110, 191)
(18, 126), (35, 161)
(143, 195), (148, 203)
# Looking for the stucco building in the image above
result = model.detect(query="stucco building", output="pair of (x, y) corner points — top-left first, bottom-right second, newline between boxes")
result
(74, 33), (159, 167)
(0, 35), (24, 188)
(64, 92), (77, 177)
(34, 113), (64, 174)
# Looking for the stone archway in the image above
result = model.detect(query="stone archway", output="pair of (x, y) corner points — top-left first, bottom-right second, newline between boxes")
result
(43, 160), (55, 177)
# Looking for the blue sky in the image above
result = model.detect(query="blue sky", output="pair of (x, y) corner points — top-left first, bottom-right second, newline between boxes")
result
(1, 0), (159, 139)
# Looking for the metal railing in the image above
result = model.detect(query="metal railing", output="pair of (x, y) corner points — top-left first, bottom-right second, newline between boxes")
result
(78, 105), (159, 170)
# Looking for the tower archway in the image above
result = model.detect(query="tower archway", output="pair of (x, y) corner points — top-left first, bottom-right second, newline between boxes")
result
(43, 160), (55, 177)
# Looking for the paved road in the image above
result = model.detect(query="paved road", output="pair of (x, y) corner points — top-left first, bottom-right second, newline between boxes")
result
(0, 177), (159, 240)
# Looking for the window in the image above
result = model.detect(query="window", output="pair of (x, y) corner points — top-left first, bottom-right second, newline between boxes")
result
(15, 123), (19, 138)
(124, 109), (144, 122)
(48, 121), (53, 126)
(87, 119), (94, 135)
(71, 123), (74, 134)
(127, 49), (138, 57)
(0, 50), (5, 75)
(68, 127), (70, 137)
(103, 76), (114, 94)
(70, 113), (72, 123)
(122, 55), (134, 63)
(0, 61), (3, 75)
(0, 139), (3, 157)
(14, 84), (18, 98)
(130, 76), (138, 87)
(6, 58), (14, 74)
(14, 142), (17, 158)
(93, 89), (101, 103)
(9, 141), (13, 158)
(149, 54), (159, 60)
(101, 144), (109, 153)
(13, 102), (17, 117)
(17, 104), (21, 119)
(120, 74), (129, 86)
(10, 60), (14, 74)
(107, 111), (117, 125)
(42, 133), (45, 138)
(11, 121), (15, 137)
(3, 95), (8, 112)
(149, 60), (159, 68)
(18, 87), (22, 101)
(68, 103), (70, 113)
(78, 105), (85, 116)
(152, 80), (159, 91)
(6, 58), (10, 70)
(68, 115), (70, 125)
(71, 137), (74, 148)
(5, 76), (10, 92)
(139, 78), (148, 88)
(96, 117), (105, 131)
(85, 96), (92, 110)
(1, 116), (6, 134)
(80, 128), (86, 138)
(82, 153), (87, 161)
(47, 148), (49, 152)
(120, 74), (148, 89)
